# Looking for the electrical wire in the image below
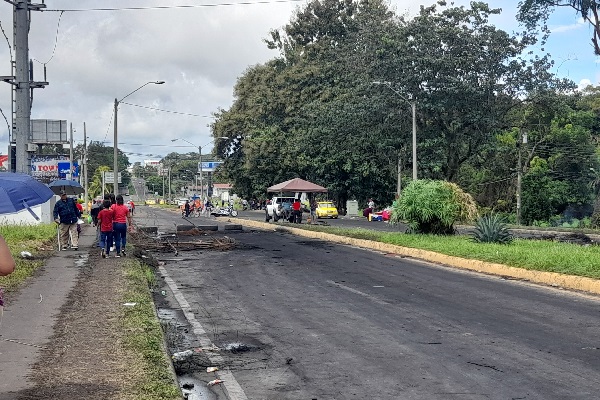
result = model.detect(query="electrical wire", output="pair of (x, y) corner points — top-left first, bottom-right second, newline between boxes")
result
(103, 109), (114, 144)
(120, 102), (213, 118)
(43, 0), (305, 12)
(0, 107), (10, 140)
(0, 20), (12, 61)
(32, 11), (64, 65)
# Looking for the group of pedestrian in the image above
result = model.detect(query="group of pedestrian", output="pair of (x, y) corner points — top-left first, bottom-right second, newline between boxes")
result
(90, 194), (133, 258)
(181, 198), (215, 217)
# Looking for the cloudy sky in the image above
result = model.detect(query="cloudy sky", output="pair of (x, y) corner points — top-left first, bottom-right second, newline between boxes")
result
(0, 0), (598, 165)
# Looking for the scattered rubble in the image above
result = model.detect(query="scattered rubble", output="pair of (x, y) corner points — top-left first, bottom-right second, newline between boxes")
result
(129, 230), (236, 253)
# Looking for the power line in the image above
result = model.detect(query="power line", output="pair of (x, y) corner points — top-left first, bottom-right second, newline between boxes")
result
(43, 0), (304, 12)
(32, 11), (64, 65)
(120, 102), (213, 118)
(0, 20), (12, 61)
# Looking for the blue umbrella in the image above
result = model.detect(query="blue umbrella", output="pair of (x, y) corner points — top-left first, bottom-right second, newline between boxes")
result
(0, 172), (54, 218)
(48, 179), (84, 195)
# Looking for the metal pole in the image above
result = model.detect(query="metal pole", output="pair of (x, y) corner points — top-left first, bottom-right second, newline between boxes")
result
(516, 129), (522, 226)
(15, 0), (30, 173)
(199, 145), (203, 199)
(397, 154), (402, 197)
(69, 123), (73, 180)
(412, 102), (417, 180)
(83, 123), (88, 211)
(113, 98), (119, 195)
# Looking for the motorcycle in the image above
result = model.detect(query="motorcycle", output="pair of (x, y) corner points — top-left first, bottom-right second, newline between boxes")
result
(210, 205), (238, 217)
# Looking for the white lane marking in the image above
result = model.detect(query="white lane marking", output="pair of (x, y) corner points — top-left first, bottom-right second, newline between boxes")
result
(159, 266), (248, 400)
(326, 280), (389, 305)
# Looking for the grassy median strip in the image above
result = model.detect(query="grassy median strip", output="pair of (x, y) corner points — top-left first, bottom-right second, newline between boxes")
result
(121, 259), (181, 400)
(297, 225), (600, 279)
(0, 224), (56, 292)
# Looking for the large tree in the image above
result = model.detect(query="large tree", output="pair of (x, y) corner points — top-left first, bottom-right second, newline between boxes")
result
(518, 0), (600, 55)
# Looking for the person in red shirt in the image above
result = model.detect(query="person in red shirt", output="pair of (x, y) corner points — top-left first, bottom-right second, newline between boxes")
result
(97, 200), (114, 258)
(292, 198), (302, 223)
(128, 200), (135, 215)
(111, 195), (132, 257)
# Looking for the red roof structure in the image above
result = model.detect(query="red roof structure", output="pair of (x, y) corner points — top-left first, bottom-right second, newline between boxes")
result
(267, 178), (327, 193)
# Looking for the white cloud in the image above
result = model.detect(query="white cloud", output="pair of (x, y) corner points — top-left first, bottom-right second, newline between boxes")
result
(551, 17), (586, 33)
(578, 78), (593, 91)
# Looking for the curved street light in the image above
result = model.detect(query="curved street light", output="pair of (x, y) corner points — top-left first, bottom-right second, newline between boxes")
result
(114, 80), (165, 195)
(171, 137), (227, 199)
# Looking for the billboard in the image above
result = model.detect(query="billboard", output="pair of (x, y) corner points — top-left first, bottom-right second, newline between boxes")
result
(198, 161), (223, 173)
(31, 154), (78, 183)
(30, 119), (68, 143)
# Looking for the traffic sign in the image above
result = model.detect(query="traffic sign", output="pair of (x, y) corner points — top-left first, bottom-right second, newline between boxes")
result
(198, 161), (223, 173)
(103, 171), (122, 184)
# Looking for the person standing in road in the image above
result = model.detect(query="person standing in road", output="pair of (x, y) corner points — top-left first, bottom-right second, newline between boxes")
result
(292, 198), (302, 223)
(53, 190), (81, 250)
(184, 200), (191, 218)
(310, 199), (318, 224)
(97, 200), (114, 258)
(111, 195), (132, 258)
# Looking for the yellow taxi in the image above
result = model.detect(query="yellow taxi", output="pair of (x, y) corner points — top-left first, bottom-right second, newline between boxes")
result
(316, 201), (338, 219)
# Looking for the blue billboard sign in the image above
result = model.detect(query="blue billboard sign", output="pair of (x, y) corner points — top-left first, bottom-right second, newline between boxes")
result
(198, 161), (223, 173)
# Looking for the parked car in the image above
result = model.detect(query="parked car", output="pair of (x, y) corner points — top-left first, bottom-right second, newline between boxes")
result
(176, 198), (189, 206)
(316, 201), (338, 219)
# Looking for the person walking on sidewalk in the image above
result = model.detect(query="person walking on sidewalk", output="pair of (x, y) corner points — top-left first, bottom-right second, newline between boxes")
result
(97, 200), (114, 258)
(53, 190), (81, 250)
(111, 195), (132, 258)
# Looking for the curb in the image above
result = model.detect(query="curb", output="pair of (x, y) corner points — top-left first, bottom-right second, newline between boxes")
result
(234, 219), (600, 296)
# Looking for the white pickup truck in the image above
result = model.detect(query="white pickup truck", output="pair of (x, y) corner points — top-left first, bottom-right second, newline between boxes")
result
(265, 196), (296, 222)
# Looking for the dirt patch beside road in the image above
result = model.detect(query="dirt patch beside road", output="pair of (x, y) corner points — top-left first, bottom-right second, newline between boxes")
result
(16, 251), (131, 400)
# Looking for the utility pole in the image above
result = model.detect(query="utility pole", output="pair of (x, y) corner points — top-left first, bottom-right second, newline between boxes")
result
(9, 1), (47, 173)
(83, 123), (88, 210)
(69, 123), (73, 180)
(397, 153), (402, 198)
(516, 129), (527, 226)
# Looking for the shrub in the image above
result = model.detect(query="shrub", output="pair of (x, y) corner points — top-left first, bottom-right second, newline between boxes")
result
(471, 213), (513, 244)
(391, 180), (478, 234)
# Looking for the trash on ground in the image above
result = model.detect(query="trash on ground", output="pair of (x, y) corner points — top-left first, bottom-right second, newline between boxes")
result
(206, 366), (219, 373)
(172, 349), (194, 361)
(207, 379), (224, 386)
(20, 251), (32, 258)
(123, 302), (137, 307)
(182, 382), (195, 389)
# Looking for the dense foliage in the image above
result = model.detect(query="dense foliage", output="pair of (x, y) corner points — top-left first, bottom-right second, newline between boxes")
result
(390, 180), (477, 234)
(204, 0), (600, 227)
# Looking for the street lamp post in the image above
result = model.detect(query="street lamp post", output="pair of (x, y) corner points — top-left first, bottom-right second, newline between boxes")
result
(171, 137), (227, 199)
(114, 80), (165, 195)
(373, 81), (418, 181)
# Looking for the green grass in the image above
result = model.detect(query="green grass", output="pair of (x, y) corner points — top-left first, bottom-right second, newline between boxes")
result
(0, 224), (57, 291)
(121, 259), (181, 400)
(296, 225), (600, 279)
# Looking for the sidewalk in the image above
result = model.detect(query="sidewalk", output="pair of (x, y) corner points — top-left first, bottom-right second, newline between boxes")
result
(0, 226), (94, 399)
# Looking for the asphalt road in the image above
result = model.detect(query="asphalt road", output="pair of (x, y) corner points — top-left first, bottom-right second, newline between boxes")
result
(134, 207), (600, 400)
(238, 209), (407, 232)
